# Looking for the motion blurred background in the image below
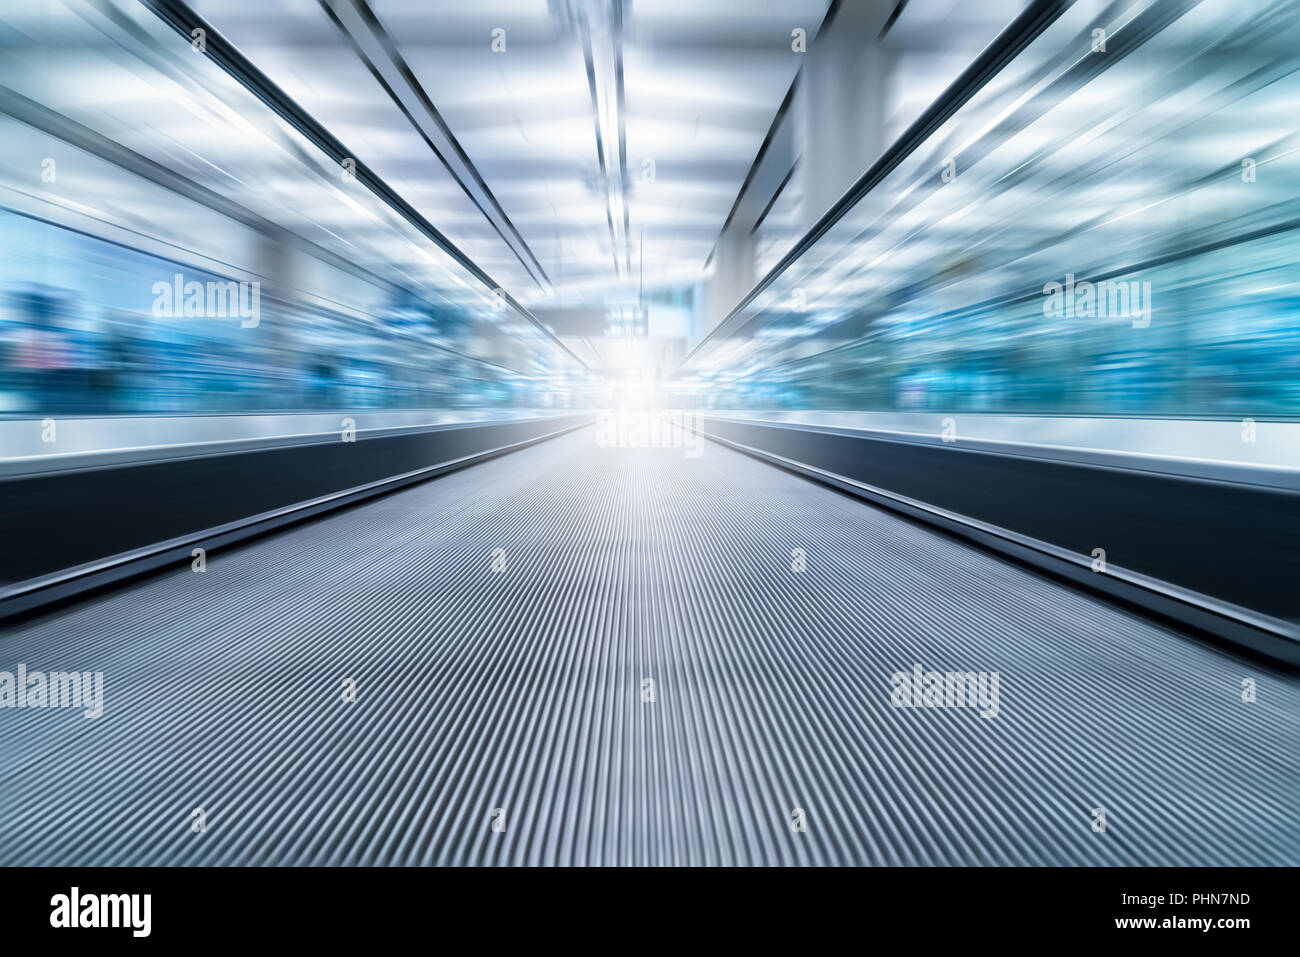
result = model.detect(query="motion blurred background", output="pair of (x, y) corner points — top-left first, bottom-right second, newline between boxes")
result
(2, 0), (1295, 425)
(2, 0), (1299, 870)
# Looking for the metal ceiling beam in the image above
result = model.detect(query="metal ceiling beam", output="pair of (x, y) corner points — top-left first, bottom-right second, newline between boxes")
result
(318, 0), (555, 294)
(672, 0), (1073, 379)
(576, 0), (630, 280)
(137, 0), (597, 376)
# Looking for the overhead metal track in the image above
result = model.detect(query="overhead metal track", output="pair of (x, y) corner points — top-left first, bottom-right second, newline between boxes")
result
(576, 0), (630, 278)
(683, 0), (1209, 382)
(318, 0), (555, 294)
(137, 0), (596, 375)
(674, 0), (1073, 376)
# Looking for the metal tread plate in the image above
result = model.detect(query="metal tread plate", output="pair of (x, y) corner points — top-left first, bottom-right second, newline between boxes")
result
(1, 428), (1296, 865)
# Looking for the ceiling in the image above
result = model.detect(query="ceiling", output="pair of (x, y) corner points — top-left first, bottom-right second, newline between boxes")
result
(0, 0), (1044, 382)
(187, 0), (833, 314)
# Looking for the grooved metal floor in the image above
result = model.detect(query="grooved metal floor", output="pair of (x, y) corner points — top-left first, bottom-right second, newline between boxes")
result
(1, 426), (1298, 865)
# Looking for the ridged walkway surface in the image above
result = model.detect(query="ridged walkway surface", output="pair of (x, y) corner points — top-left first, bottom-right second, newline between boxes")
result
(2, 426), (1297, 865)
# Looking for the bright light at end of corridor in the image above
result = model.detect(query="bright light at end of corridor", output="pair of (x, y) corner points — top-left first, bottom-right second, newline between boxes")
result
(613, 371), (656, 411)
